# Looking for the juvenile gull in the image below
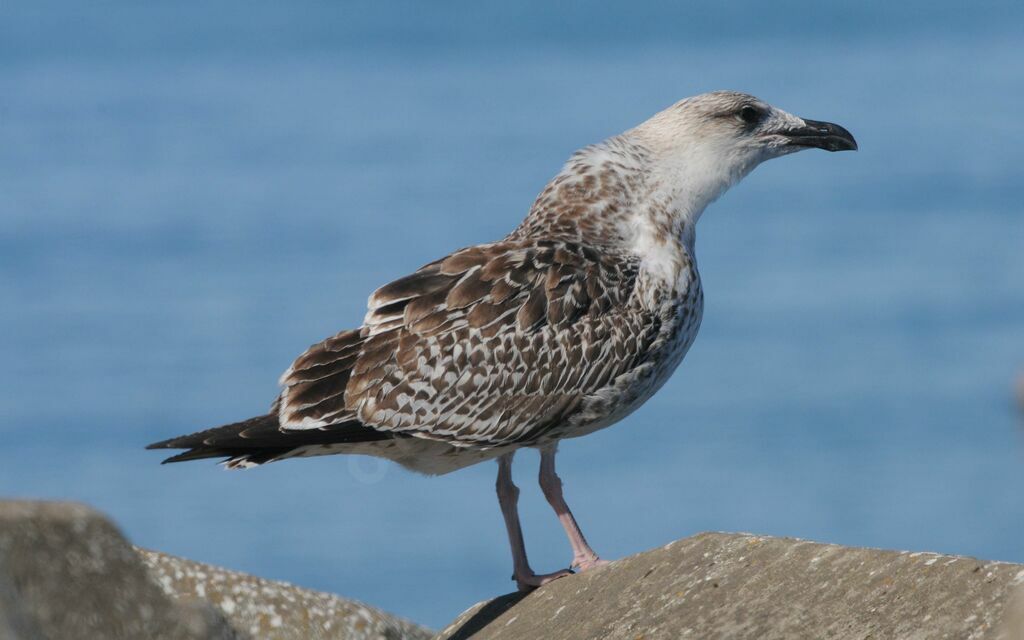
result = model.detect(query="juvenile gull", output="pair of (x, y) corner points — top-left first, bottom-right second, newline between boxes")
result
(149, 91), (856, 589)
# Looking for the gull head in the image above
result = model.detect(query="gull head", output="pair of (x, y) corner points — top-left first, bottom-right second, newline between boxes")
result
(628, 90), (857, 218)
(635, 90), (856, 160)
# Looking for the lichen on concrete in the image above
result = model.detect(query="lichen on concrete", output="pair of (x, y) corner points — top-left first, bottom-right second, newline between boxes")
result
(437, 532), (1024, 640)
(0, 500), (236, 640)
(0, 500), (430, 640)
(5, 498), (1022, 640)
(139, 548), (432, 640)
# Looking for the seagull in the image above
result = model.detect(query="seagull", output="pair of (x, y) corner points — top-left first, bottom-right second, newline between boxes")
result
(148, 91), (856, 590)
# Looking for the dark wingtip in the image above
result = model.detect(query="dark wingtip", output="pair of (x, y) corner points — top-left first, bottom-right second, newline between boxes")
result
(146, 434), (199, 450)
(147, 414), (387, 467)
(159, 449), (228, 464)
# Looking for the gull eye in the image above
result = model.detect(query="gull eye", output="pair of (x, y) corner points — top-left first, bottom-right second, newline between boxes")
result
(739, 105), (762, 125)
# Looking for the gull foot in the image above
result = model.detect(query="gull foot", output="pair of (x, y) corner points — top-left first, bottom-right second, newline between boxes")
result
(572, 557), (611, 572)
(514, 568), (573, 591)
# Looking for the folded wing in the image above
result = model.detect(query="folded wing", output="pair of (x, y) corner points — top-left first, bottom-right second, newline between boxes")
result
(278, 240), (660, 447)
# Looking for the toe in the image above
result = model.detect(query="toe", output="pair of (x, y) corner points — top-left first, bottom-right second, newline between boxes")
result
(514, 568), (573, 591)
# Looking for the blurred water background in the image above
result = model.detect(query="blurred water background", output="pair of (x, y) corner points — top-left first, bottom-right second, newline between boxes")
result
(2, 0), (1023, 628)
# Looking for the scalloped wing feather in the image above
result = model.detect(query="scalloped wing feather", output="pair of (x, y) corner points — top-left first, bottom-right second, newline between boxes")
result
(277, 240), (658, 446)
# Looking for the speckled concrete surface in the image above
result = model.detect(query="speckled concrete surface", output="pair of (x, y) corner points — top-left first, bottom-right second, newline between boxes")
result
(1000, 586), (1024, 639)
(6, 499), (1021, 640)
(437, 532), (1024, 640)
(139, 548), (433, 640)
(0, 500), (236, 640)
(0, 500), (430, 640)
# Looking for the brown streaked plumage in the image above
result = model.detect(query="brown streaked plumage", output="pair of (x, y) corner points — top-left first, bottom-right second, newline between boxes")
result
(149, 91), (856, 589)
(281, 239), (658, 449)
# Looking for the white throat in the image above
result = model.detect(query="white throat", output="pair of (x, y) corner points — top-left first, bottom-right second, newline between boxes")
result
(623, 129), (759, 288)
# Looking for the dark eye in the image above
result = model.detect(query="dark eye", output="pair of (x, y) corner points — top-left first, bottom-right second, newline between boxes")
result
(739, 105), (762, 125)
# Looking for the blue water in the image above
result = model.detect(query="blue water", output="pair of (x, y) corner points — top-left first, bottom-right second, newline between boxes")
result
(2, 1), (1023, 629)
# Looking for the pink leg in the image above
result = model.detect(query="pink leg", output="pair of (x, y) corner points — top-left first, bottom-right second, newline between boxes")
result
(496, 453), (572, 591)
(539, 447), (609, 571)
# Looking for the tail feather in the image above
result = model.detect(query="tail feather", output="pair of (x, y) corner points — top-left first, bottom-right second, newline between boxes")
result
(147, 413), (393, 467)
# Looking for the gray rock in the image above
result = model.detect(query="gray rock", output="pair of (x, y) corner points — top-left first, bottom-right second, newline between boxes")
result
(0, 500), (431, 640)
(0, 500), (236, 640)
(7, 498), (1021, 640)
(138, 548), (433, 640)
(436, 532), (1024, 640)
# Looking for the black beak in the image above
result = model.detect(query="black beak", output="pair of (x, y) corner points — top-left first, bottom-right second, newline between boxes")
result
(781, 118), (858, 152)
